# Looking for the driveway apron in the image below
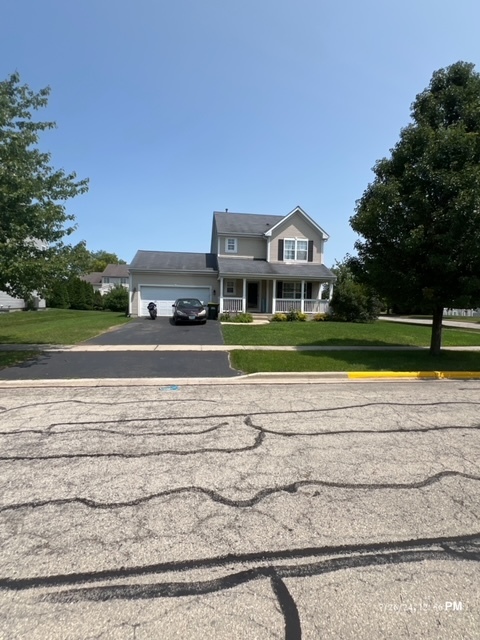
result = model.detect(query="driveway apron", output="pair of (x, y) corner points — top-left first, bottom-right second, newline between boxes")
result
(0, 319), (240, 379)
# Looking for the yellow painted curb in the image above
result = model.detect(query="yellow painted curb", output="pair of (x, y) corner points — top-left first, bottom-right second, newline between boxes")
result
(348, 371), (480, 379)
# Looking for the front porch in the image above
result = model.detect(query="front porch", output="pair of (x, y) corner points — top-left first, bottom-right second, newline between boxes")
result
(219, 277), (333, 315)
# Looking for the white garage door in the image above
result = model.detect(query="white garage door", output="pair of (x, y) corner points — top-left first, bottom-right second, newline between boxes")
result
(139, 286), (211, 317)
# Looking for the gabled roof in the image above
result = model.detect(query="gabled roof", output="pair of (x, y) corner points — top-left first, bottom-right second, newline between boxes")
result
(217, 257), (335, 279)
(130, 250), (218, 272)
(263, 206), (330, 240)
(81, 272), (103, 285)
(102, 264), (129, 277)
(213, 211), (284, 235)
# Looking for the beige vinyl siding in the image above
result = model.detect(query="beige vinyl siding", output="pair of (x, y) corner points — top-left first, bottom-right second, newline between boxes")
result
(130, 272), (218, 316)
(218, 235), (267, 259)
(223, 279), (243, 297)
(210, 225), (218, 254)
(269, 213), (324, 263)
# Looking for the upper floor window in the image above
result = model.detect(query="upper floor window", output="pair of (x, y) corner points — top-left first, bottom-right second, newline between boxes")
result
(284, 238), (308, 261)
(225, 238), (237, 253)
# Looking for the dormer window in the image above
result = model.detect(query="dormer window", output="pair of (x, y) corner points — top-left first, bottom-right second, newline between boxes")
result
(225, 238), (237, 253)
(284, 238), (308, 261)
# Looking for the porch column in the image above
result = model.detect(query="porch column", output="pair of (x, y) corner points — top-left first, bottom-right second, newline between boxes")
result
(272, 279), (276, 314)
(242, 278), (246, 313)
(329, 282), (334, 300)
(220, 277), (224, 312)
(301, 280), (305, 313)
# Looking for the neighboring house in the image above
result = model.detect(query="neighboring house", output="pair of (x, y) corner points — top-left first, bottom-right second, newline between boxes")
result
(81, 265), (130, 295)
(99, 264), (129, 294)
(81, 272), (103, 292)
(0, 290), (45, 311)
(129, 206), (336, 317)
(0, 238), (47, 311)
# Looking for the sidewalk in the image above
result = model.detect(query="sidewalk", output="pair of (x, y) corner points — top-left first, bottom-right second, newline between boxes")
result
(2, 344), (480, 352)
(378, 316), (480, 330)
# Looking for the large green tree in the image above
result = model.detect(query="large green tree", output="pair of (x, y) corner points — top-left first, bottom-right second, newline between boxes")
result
(0, 73), (88, 301)
(350, 61), (480, 355)
(64, 243), (127, 276)
(89, 250), (127, 273)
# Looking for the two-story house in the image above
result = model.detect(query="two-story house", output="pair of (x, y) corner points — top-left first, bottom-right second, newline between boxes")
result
(99, 264), (130, 294)
(128, 207), (336, 317)
(81, 264), (130, 295)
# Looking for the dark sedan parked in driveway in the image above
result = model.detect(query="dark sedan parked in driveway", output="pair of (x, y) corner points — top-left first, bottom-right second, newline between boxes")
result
(172, 298), (208, 324)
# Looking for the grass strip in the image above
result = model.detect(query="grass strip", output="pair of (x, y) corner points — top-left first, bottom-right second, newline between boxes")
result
(0, 309), (131, 344)
(230, 349), (480, 374)
(222, 321), (480, 347)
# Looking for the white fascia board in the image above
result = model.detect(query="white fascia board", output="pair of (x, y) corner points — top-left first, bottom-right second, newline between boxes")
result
(263, 206), (330, 240)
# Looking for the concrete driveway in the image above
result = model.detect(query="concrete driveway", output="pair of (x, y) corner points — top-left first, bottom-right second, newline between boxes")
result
(83, 317), (225, 346)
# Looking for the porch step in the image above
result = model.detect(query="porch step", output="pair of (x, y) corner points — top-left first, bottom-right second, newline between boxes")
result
(249, 313), (272, 321)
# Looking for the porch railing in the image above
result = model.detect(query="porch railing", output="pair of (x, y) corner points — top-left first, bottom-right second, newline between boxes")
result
(274, 299), (329, 314)
(221, 297), (243, 312)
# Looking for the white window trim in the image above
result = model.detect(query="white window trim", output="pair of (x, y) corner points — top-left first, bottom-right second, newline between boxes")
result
(281, 282), (303, 299)
(225, 280), (235, 295)
(284, 237), (308, 262)
(225, 238), (237, 253)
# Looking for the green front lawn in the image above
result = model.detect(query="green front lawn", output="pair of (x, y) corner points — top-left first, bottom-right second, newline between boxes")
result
(231, 350), (480, 374)
(222, 321), (480, 347)
(0, 309), (131, 344)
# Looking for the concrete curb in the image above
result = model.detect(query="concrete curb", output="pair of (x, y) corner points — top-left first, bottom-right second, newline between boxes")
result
(0, 371), (479, 388)
(347, 371), (480, 379)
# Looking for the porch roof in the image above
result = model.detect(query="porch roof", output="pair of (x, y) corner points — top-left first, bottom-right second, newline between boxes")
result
(217, 257), (335, 279)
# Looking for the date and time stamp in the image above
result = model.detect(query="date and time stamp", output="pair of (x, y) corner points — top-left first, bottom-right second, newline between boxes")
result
(379, 601), (465, 614)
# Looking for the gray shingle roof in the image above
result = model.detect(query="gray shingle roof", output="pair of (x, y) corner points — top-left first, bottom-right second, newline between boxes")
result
(130, 251), (218, 272)
(102, 264), (130, 277)
(213, 212), (284, 235)
(217, 258), (335, 279)
(81, 272), (103, 285)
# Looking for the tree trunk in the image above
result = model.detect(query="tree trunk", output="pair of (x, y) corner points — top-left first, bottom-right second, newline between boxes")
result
(430, 305), (444, 356)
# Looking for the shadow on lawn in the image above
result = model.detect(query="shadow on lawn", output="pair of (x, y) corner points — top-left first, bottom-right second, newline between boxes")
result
(298, 349), (480, 371)
(0, 351), (50, 375)
(297, 338), (412, 347)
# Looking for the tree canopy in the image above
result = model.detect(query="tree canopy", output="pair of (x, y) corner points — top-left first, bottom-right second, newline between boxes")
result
(66, 243), (127, 276)
(350, 61), (480, 355)
(329, 259), (382, 323)
(0, 72), (88, 301)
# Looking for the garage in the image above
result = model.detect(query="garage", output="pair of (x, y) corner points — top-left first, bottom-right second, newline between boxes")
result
(139, 285), (212, 317)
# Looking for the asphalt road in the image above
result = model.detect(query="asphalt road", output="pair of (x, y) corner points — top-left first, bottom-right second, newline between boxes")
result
(0, 380), (479, 639)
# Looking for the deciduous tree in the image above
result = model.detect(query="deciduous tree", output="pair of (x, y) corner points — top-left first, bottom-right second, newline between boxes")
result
(350, 61), (480, 355)
(0, 73), (88, 300)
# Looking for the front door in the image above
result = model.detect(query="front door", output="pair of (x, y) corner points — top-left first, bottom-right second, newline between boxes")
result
(247, 282), (259, 310)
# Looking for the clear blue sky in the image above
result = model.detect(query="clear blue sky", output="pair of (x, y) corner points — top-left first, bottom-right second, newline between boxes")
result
(2, 0), (480, 266)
